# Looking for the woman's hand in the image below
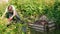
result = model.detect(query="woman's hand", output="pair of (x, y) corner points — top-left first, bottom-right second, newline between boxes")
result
(8, 17), (12, 21)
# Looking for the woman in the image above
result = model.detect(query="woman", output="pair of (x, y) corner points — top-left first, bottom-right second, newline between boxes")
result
(2, 5), (21, 25)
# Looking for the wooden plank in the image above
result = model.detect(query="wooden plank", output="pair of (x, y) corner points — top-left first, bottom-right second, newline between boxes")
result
(48, 24), (55, 27)
(29, 24), (44, 28)
(49, 27), (56, 31)
(30, 28), (45, 32)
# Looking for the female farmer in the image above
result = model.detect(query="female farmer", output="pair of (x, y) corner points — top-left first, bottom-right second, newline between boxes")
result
(2, 5), (20, 25)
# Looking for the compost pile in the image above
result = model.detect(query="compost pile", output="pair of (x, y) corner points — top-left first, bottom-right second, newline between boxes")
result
(28, 15), (56, 32)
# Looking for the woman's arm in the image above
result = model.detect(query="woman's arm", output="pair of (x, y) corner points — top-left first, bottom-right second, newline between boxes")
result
(10, 10), (16, 19)
(2, 8), (7, 18)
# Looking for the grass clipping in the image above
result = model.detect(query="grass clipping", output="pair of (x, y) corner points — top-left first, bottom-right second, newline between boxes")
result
(0, 18), (8, 26)
(0, 18), (16, 34)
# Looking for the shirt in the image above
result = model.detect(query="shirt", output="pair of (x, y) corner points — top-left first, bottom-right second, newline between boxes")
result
(2, 5), (17, 18)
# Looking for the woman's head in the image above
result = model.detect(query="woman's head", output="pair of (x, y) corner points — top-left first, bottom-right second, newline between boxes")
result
(8, 5), (13, 11)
